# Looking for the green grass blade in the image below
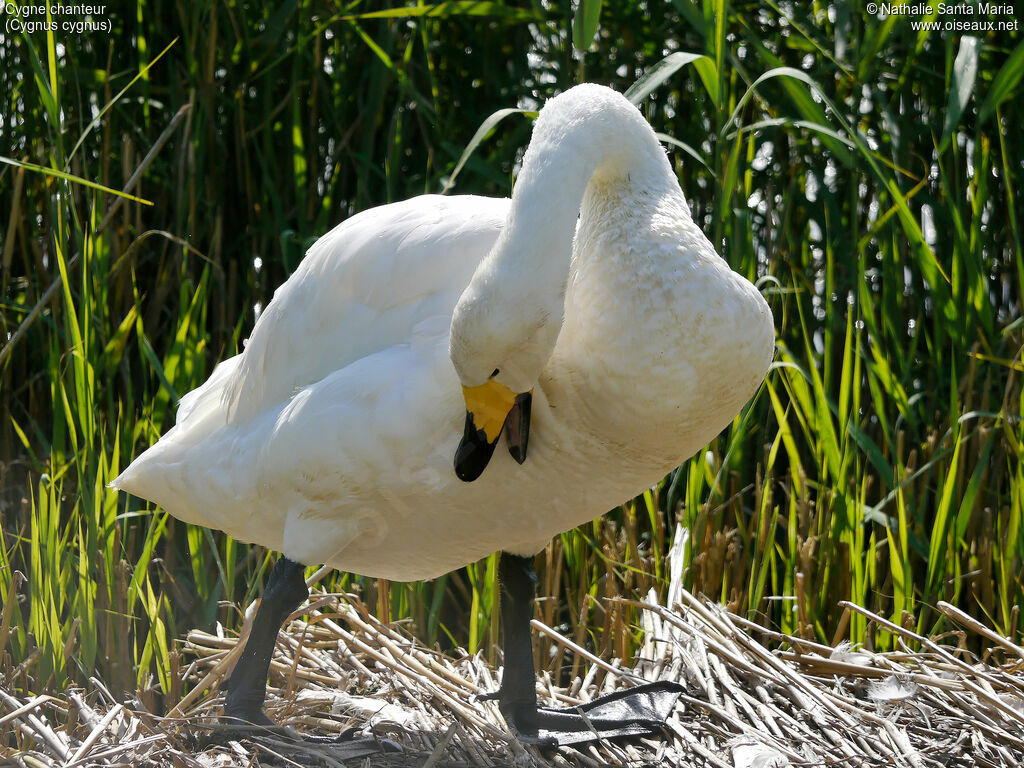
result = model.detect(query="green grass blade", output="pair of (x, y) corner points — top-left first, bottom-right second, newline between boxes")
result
(0, 157), (153, 205)
(940, 36), (980, 152)
(441, 108), (532, 193)
(978, 38), (1024, 124)
(625, 52), (716, 106)
(572, 0), (603, 54)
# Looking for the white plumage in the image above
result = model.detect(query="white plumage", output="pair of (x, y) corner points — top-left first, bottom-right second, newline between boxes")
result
(113, 84), (774, 582)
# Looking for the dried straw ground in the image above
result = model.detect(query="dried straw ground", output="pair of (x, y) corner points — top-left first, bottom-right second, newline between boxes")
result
(3, 539), (1024, 767)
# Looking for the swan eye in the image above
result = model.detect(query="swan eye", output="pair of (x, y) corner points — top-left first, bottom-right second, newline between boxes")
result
(491, 368), (500, 378)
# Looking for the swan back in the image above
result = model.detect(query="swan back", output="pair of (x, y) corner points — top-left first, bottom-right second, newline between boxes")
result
(224, 196), (508, 423)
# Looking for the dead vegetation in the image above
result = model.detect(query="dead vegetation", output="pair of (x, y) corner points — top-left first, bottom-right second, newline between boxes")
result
(3, 538), (1024, 768)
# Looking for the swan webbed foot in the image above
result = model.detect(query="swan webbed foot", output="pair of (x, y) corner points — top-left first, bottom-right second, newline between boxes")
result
(495, 552), (683, 748)
(221, 706), (276, 729)
(500, 681), (685, 747)
(208, 716), (396, 750)
(221, 693), (372, 745)
(211, 714), (302, 744)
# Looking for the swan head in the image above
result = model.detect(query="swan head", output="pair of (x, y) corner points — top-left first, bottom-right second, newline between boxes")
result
(448, 83), (652, 482)
(448, 266), (563, 482)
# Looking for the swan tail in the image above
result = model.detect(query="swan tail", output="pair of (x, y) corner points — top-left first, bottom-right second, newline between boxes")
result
(111, 356), (244, 523)
(109, 432), (208, 527)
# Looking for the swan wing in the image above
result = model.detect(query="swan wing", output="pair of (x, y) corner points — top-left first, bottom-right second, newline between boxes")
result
(113, 195), (508, 516)
(174, 353), (242, 425)
(223, 194), (509, 423)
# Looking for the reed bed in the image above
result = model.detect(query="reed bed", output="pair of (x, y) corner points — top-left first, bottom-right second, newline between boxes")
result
(3, 533), (1023, 767)
(1, 0), (1022, 749)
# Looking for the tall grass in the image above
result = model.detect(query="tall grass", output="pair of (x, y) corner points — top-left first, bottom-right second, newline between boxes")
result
(1, 0), (1021, 710)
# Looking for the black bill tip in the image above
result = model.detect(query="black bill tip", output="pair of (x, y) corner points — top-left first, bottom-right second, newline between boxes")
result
(454, 412), (499, 482)
(505, 391), (532, 464)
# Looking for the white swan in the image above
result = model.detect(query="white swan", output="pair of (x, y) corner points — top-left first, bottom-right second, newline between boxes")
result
(113, 83), (774, 745)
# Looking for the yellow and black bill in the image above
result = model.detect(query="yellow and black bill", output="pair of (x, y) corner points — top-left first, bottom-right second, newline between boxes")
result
(454, 380), (533, 482)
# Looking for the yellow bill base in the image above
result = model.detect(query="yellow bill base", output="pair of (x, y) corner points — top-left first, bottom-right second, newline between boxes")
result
(461, 379), (519, 442)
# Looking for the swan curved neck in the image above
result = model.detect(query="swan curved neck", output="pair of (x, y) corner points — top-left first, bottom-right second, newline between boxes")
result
(503, 87), (674, 269)
(449, 85), (681, 395)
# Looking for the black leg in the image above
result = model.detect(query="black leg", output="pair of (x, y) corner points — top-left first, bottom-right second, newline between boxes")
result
(494, 550), (685, 747)
(497, 552), (541, 734)
(224, 557), (309, 725)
